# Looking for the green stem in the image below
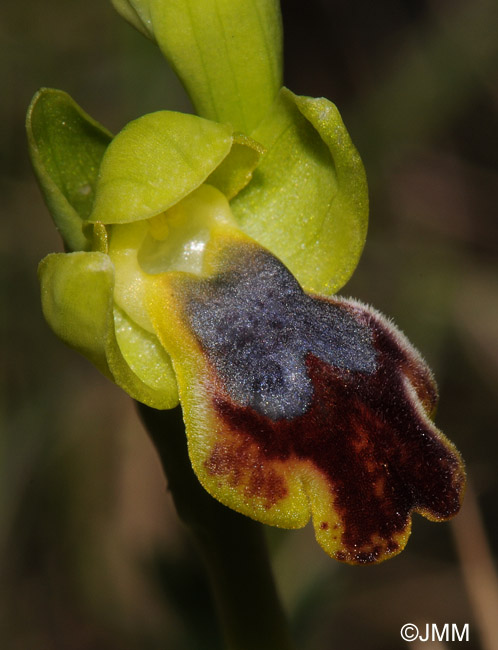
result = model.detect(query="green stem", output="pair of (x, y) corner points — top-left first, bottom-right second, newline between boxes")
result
(138, 403), (295, 650)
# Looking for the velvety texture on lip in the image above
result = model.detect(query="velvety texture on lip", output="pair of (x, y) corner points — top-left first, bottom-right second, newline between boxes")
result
(151, 237), (465, 564)
(185, 246), (377, 421)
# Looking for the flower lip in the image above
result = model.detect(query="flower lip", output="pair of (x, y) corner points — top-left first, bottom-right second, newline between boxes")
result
(150, 235), (466, 564)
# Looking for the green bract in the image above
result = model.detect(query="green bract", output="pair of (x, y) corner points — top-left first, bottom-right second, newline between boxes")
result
(28, 0), (368, 408)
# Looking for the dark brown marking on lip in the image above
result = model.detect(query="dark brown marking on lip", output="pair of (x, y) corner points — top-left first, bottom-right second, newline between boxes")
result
(206, 304), (465, 564)
(204, 431), (289, 509)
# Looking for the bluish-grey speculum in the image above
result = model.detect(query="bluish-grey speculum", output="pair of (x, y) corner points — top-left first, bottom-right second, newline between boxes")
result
(185, 245), (377, 420)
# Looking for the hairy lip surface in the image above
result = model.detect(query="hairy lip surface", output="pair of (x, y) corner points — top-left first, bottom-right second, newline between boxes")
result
(161, 240), (465, 564)
(185, 246), (377, 421)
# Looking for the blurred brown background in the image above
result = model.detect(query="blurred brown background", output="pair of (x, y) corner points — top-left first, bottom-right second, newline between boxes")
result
(1, 0), (498, 648)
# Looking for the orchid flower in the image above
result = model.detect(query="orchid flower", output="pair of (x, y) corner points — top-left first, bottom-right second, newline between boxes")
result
(27, 0), (464, 565)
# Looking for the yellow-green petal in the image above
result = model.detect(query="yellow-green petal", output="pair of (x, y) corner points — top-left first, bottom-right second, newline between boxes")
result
(90, 111), (234, 225)
(112, 306), (178, 401)
(27, 88), (112, 251)
(38, 251), (178, 409)
(91, 222), (109, 254)
(231, 88), (369, 296)
(207, 133), (266, 201)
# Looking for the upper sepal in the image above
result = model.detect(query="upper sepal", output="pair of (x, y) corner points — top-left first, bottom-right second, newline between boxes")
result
(27, 88), (112, 252)
(112, 0), (283, 134)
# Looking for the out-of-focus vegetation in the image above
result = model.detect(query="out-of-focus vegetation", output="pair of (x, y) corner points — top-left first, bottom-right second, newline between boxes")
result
(1, 0), (498, 648)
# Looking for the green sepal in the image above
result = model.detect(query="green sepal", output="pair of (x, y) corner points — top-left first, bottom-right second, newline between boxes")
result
(38, 252), (114, 375)
(27, 88), (112, 252)
(113, 0), (283, 134)
(38, 252), (178, 409)
(231, 88), (369, 296)
(89, 111), (234, 224)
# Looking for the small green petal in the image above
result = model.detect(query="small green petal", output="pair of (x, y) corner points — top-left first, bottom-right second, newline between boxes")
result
(90, 111), (234, 224)
(108, 221), (154, 332)
(231, 88), (369, 296)
(207, 133), (266, 201)
(38, 251), (178, 409)
(149, 0), (283, 133)
(112, 306), (178, 405)
(91, 222), (109, 254)
(27, 88), (112, 251)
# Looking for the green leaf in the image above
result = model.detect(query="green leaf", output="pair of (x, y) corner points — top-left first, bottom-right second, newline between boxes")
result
(114, 0), (283, 134)
(89, 111), (234, 224)
(38, 251), (178, 409)
(27, 88), (112, 251)
(231, 88), (369, 296)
